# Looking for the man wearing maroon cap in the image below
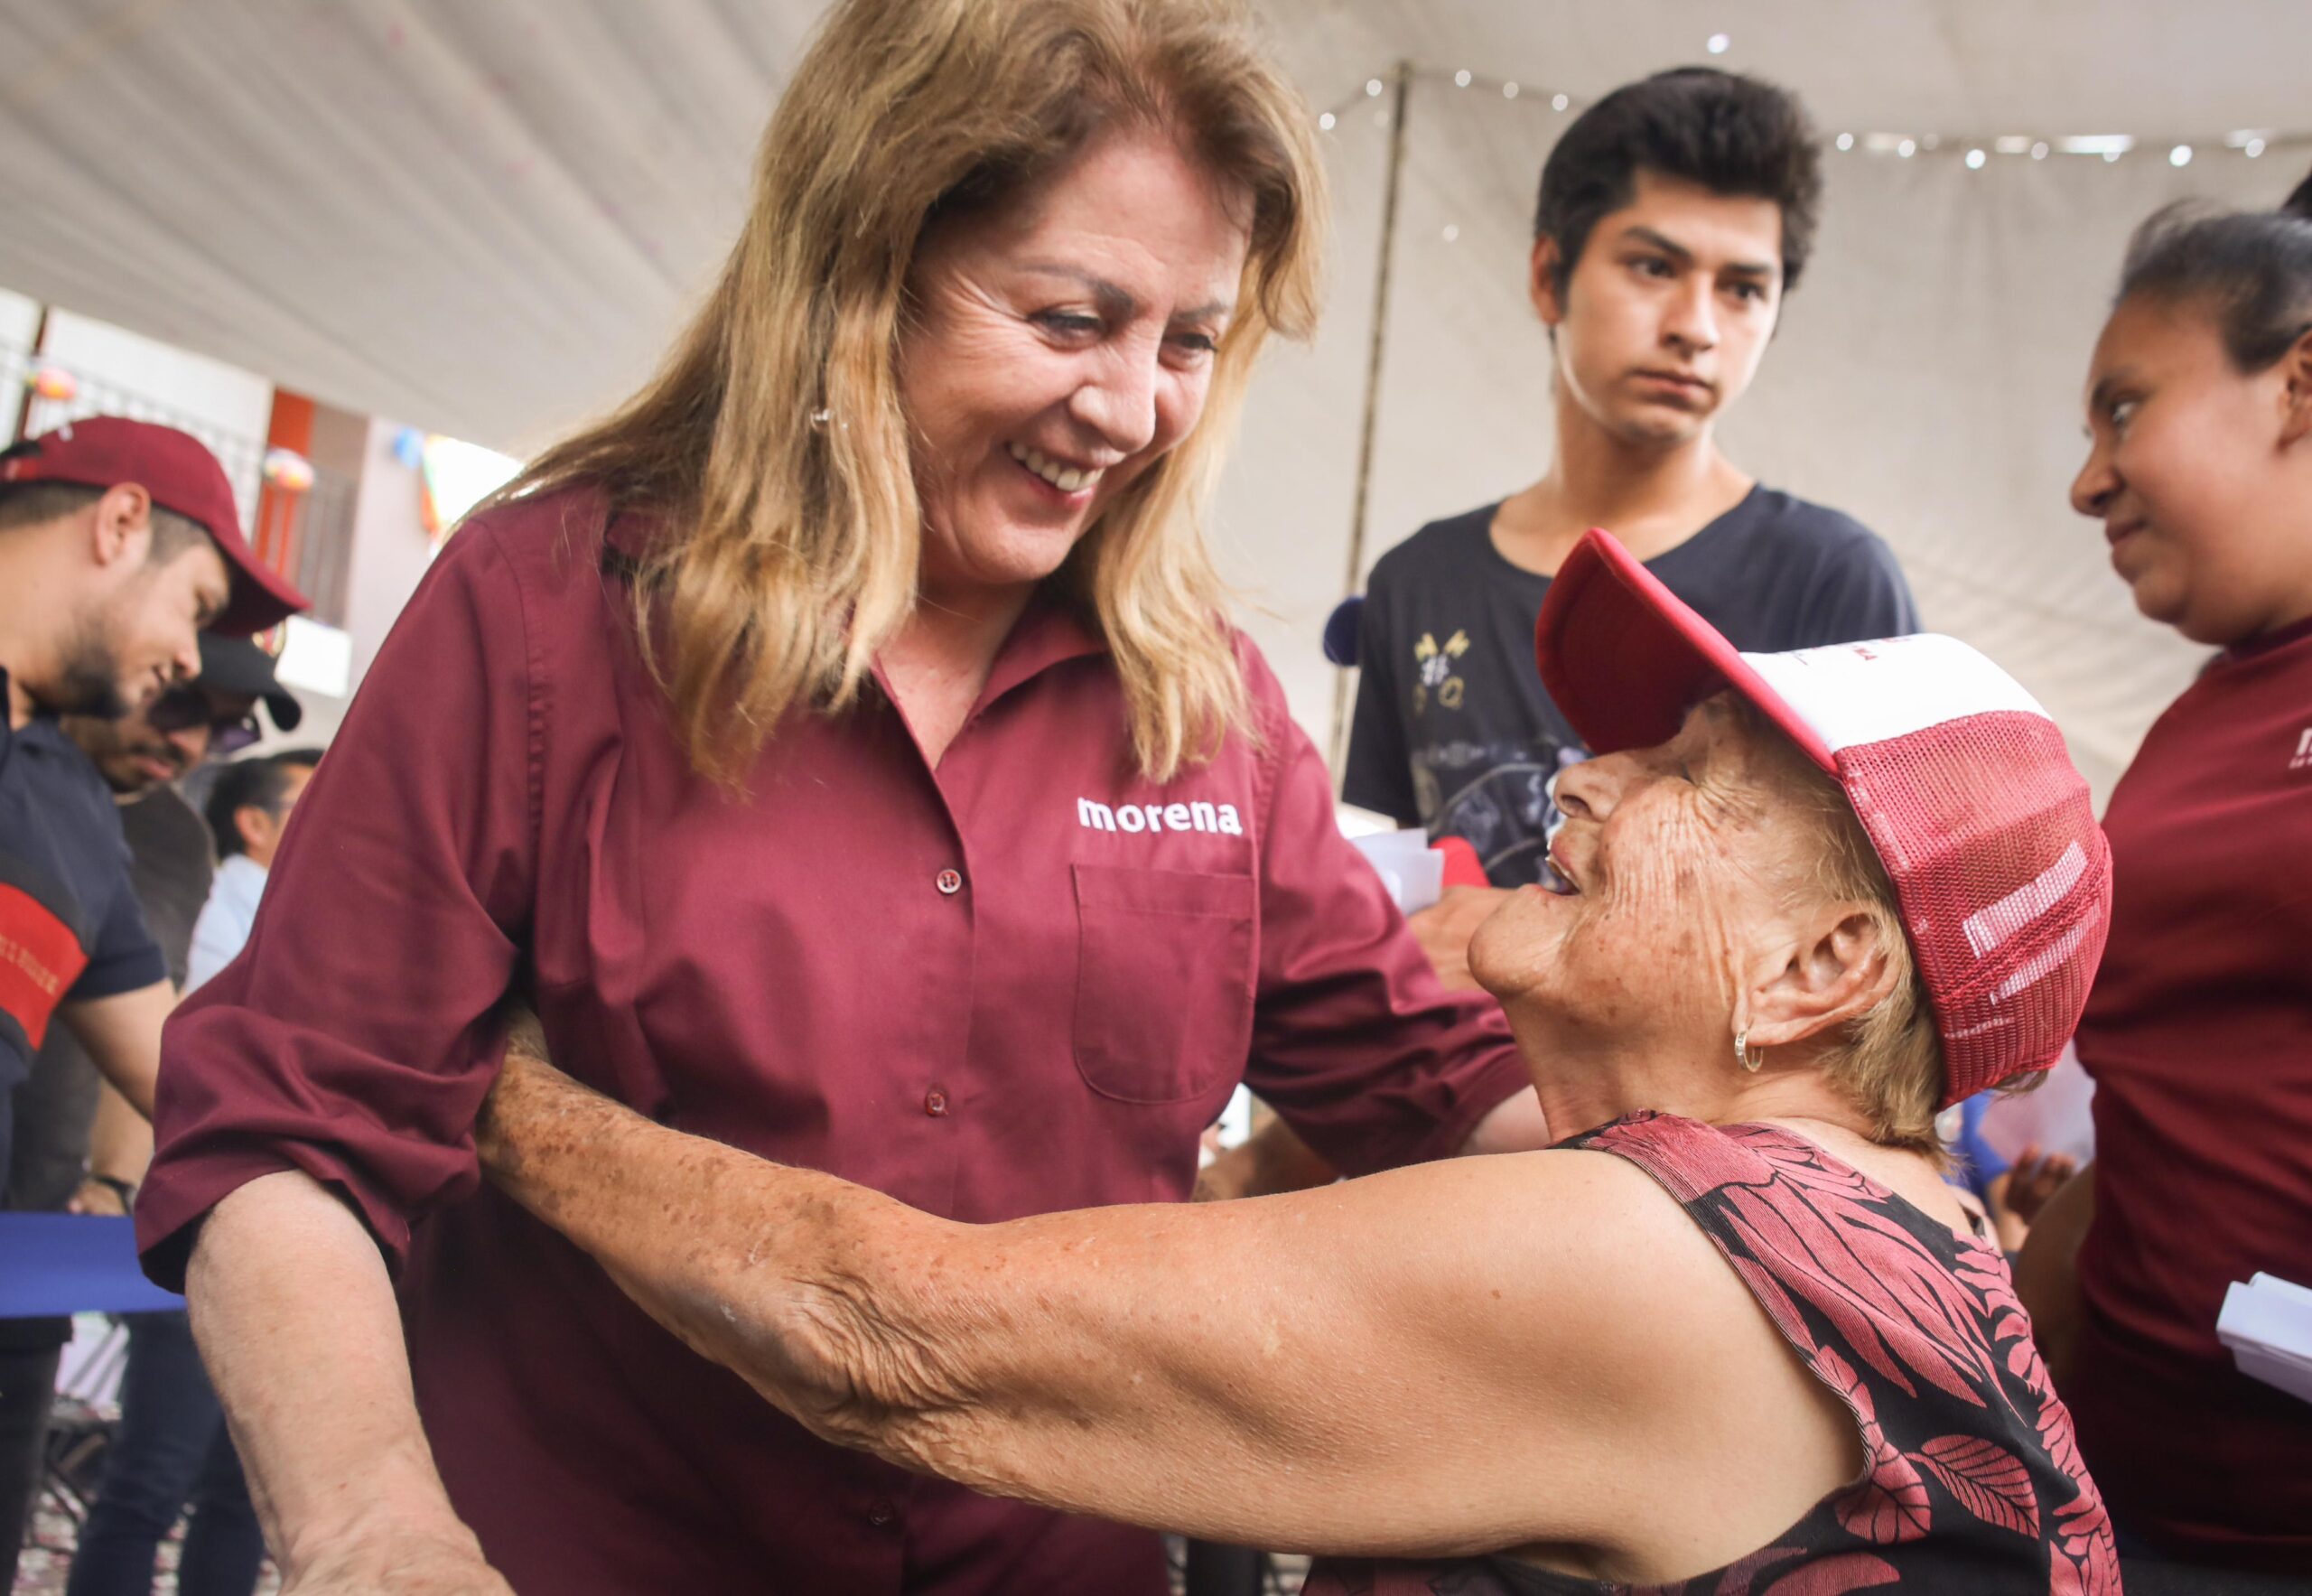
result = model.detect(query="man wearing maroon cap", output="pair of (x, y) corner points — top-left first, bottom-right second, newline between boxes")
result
(0, 418), (305, 1582)
(0, 415), (305, 1161)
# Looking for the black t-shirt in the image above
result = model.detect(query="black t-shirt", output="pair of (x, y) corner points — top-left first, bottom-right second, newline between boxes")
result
(1343, 488), (1920, 885)
(0, 670), (167, 1194)
(8, 786), (210, 1213)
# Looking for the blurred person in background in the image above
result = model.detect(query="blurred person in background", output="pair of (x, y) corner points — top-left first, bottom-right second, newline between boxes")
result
(0, 425), (302, 1590)
(46, 654), (302, 1596)
(185, 749), (320, 995)
(2019, 164), (2312, 1582)
(130, 4), (1552, 1591)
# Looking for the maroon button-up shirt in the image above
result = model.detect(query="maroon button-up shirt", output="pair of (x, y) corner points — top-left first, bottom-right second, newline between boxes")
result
(138, 488), (1529, 1595)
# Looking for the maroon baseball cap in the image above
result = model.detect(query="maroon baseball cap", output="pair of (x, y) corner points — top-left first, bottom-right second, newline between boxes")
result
(1534, 529), (2112, 1106)
(0, 416), (308, 635)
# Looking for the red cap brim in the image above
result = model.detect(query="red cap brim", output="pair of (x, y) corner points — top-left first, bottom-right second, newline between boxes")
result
(210, 547), (309, 637)
(1534, 529), (1836, 772)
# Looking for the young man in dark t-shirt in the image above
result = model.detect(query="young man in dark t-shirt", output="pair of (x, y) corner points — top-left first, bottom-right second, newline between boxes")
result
(1344, 69), (1918, 908)
(1201, 74), (1918, 1203)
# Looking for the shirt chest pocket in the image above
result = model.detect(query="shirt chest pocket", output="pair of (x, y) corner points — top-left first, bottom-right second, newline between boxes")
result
(1071, 863), (1256, 1105)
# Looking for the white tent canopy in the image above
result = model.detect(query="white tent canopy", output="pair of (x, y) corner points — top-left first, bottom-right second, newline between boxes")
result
(5, 0), (2306, 795)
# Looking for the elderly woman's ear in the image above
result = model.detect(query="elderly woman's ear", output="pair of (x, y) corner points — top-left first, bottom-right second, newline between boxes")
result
(1734, 904), (1900, 1054)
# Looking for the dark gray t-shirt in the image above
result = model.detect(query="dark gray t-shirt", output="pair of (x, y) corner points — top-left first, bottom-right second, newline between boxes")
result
(1343, 487), (1920, 885)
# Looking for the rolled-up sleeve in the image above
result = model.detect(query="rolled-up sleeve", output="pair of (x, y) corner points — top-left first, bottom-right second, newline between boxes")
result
(1238, 647), (1529, 1175)
(137, 520), (540, 1289)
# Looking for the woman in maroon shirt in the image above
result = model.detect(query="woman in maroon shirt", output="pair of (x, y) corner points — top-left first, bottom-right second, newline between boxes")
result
(134, 4), (1541, 1592)
(476, 532), (2121, 1592)
(2020, 166), (2312, 1578)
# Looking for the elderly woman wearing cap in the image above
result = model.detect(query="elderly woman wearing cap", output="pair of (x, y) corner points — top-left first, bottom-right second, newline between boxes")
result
(477, 530), (2121, 1593)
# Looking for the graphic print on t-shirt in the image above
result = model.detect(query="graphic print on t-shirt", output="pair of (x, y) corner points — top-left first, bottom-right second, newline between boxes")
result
(1412, 630), (1471, 715)
(0, 850), (93, 1060)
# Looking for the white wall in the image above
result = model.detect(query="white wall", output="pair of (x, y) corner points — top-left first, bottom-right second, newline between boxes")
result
(0, 285), (41, 354)
(23, 309), (276, 527)
(38, 310), (275, 439)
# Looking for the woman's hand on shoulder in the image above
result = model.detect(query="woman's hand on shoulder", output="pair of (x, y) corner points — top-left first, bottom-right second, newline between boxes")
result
(1406, 886), (1512, 991)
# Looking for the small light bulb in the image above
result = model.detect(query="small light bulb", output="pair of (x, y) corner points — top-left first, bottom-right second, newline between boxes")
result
(2169, 144), (2193, 167)
(2246, 138), (2266, 158)
(1706, 33), (1730, 54)
(1503, 82), (1520, 99)
(1965, 148), (1987, 170)
(1318, 111), (1335, 131)
(2104, 150), (2121, 163)
(1442, 224), (1460, 243)
(1897, 138), (1917, 159)
(2031, 142), (2049, 160)
(1366, 79), (1383, 98)
(1551, 93), (1570, 112)
(1454, 69), (1471, 88)
(1835, 133), (1854, 152)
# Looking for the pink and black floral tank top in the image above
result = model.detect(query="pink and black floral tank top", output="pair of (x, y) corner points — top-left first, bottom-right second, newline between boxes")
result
(1303, 1112), (2120, 1596)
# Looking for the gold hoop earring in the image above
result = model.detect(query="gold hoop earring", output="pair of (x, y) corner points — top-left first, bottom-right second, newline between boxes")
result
(1736, 1029), (1765, 1072)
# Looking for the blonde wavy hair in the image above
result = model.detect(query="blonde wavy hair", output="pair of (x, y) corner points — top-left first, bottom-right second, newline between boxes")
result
(499, 0), (1325, 786)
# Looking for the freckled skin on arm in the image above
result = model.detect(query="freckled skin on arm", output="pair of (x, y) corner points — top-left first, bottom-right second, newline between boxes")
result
(477, 1041), (1858, 1571)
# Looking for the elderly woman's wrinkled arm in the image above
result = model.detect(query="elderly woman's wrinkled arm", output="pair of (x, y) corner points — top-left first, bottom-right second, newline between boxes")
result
(476, 1041), (1657, 1557)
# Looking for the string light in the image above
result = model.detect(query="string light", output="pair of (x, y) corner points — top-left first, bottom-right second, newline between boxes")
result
(1706, 33), (1730, 54)
(1301, 65), (2310, 171)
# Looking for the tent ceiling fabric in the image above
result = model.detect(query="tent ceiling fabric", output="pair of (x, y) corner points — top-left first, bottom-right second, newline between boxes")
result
(4, 0), (2306, 790)
(4, 0), (2304, 451)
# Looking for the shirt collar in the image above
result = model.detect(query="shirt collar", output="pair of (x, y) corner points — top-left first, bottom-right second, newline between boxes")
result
(215, 852), (268, 907)
(2223, 610), (2312, 664)
(976, 589), (1106, 708)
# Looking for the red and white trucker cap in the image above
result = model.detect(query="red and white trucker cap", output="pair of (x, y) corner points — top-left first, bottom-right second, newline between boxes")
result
(1, 416), (308, 636)
(1534, 529), (2111, 1106)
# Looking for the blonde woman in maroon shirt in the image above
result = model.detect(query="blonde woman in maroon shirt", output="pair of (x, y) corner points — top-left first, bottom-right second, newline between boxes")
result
(134, 4), (1554, 1592)
(479, 534), (2122, 1593)
(2019, 165), (2312, 1580)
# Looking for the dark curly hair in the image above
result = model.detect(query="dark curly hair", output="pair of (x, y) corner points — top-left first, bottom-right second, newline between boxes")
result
(1534, 67), (1823, 298)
